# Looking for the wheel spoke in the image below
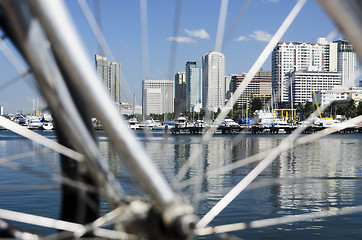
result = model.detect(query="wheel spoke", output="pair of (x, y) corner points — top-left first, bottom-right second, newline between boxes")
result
(0, 116), (84, 162)
(195, 205), (362, 236)
(214, 0), (229, 53)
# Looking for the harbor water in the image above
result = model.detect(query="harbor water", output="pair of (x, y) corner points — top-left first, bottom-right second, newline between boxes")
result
(0, 130), (362, 239)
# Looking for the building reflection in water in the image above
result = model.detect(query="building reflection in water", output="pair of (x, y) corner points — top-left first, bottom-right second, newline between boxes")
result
(275, 137), (360, 214)
(98, 138), (123, 178)
(98, 131), (362, 223)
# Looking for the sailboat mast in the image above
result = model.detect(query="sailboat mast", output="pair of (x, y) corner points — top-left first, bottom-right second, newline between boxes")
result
(133, 93), (136, 116)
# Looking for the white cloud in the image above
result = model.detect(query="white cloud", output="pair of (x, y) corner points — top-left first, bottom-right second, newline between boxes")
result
(234, 35), (247, 41)
(249, 30), (272, 42)
(264, 0), (279, 2)
(185, 29), (210, 39)
(166, 36), (196, 43)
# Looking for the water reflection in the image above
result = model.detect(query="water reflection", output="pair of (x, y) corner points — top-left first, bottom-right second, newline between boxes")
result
(1, 130), (361, 238)
(98, 139), (123, 177)
(97, 132), (362, 216)
(0, 131), (60, 231)
(98, 131), (362, 238)
(275, 136), (361, 214)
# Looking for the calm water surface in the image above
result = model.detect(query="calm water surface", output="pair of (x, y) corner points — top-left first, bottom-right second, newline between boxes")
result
(0, 130), (361, 239)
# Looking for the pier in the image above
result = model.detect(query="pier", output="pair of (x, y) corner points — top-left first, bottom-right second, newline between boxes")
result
(171, 125), (246, 134)
(170, 125), (362, 135)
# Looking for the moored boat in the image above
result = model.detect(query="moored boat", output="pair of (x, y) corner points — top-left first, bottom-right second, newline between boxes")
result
(27, 117), (43, 130)
(128, 117), (139, 130)
(175, 116), (187, 128)
(139, 118), (156, 130)
(219, 118), (239, 127)
(40, 121), (54, 130)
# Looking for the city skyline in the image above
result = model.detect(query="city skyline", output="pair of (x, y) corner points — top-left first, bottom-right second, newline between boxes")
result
(0, 0), (356, 114)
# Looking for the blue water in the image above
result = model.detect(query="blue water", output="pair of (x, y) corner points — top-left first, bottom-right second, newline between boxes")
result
(0, 130), (362, 239)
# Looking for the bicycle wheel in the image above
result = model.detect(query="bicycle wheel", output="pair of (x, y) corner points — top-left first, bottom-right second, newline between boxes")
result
(0, 0), (361, 239)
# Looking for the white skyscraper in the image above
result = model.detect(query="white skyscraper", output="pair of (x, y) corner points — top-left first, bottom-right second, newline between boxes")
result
(202, 51), (225, 112)
(272, 42), (324, 103)
(95, 54), (121, 103)
(336, 40), (356, 87)
(272, 39), (356, 105)
(142, 80), (174, 115)
(317, 37), (338, 72)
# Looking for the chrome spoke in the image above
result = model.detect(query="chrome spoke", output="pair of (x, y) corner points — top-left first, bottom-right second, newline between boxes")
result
(77, 0), (113, 60)
(195, 205), (362, 236)
(222, 0), (253, 49)
(167, 0), (183, 79)
(214, 0), (229, 53)
(0, 70), (31, 91)
(0, 116), (84, 162)
(0, 208), (130, 239)
(0, 36), (27, 73)
(140, 0), (150, 81)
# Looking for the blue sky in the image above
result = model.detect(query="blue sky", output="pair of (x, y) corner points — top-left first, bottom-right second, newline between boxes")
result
(0, 0), (345, 113)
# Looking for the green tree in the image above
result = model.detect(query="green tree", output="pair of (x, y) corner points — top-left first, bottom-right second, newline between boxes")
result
(250, 98), (263, 113)
(199, 110), (205, 120)
(357, 101), (362, 116)
(302, 102), (314, 118)
(346, 99), (357, 118)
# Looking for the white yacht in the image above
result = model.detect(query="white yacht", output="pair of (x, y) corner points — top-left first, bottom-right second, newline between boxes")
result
(128, 117), (139, 130)
(175, 116), (187, 128)
(139, 118), (156, 130)
(313, 118), (341, 127)
(41, 122), (54, 130)
(220, 119), (239, 127)
(254, 110), (274, 126)
(27, 117), (43, 130)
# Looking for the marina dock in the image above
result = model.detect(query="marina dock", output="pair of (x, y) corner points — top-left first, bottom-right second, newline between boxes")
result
(170, 125), (362, 135)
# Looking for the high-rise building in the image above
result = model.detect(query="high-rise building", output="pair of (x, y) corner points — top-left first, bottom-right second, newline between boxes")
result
(231, 70), (272, 108)
(336, 40), (356, 87)
(95, 54), (121, 103)
(317, 38), (338, 72)
(271, 42), (324, 103)
(186, 61), (202, 112)
(174, 72), (186, 114)
(142, 80), (174, 115)
(271, 39), (356, 104)
(202, 51), (225, 112)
